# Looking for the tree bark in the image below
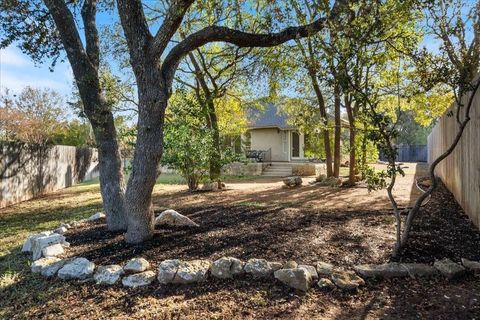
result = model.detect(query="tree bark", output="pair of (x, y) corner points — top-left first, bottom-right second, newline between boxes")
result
(124, 75), (167, 243)
(345, 95), (356, 186)
(308, 68), (333, 177)
(333, 83), (342, 178)
(44, 0), (127, 231)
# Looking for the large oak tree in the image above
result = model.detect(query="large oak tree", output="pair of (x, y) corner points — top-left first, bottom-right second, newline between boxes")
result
(1, 0), (127, 231)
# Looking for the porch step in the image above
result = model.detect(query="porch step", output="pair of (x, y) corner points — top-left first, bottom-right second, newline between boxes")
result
(262, 164), (293, 177)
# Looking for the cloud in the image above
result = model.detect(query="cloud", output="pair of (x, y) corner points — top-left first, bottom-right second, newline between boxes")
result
(0, 46), (73, 96)
(0, 47), (30, 67)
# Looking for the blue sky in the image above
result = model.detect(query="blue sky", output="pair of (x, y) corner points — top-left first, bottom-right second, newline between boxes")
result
(0, 46), (74, 96)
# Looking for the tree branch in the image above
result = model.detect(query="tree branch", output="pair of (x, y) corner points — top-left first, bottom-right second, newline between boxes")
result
(161, 17), (329, 87)
(150, 0), (194, 58)
(81, 0), (100, 68)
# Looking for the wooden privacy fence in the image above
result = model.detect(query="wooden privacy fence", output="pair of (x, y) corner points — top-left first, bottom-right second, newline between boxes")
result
(427, 87), (480, 228)
(0, 142), (99, 208)
(379, 144), (428, 162)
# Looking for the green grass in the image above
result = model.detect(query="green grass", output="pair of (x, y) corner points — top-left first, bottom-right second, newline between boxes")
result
(0, 181), (104, 318)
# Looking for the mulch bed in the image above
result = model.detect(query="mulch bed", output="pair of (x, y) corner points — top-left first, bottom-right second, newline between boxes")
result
(15, 181), (480, 319)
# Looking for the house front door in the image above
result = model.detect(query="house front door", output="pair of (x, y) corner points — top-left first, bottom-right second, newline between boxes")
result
(291, 131), (300, 158)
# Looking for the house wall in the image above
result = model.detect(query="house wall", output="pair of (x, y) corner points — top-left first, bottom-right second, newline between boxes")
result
(250, 128), (289, 161)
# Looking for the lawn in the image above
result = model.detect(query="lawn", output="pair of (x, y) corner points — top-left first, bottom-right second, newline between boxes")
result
(1, 172), (480, 319)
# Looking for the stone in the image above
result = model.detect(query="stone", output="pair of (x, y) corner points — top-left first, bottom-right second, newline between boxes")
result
(31, 257), (66, 277)
(54, 226), (68, 235)
(31, 233), (66, 260)
(157, 259), (181, 284)
(58, 257), (95, 280)
(244, 259), (274, 277)
(331, 270), (365, 291)
(402, 263), (438, 278)
(41, 243), (65, 257)
(270, 262), (283, 271)
(274, 268), (312, 292)
(124, 258), (150, 273)
(298, 265), (319, 280)
(283, 261), (298, 269)
(157, 259), (211, 284)
(434, 258), (466, 279)
(461, 258), (480, 273)
(202, 181), (219, 191)
(60, 223), (72, 229)
(94, 265), (124, 285)
(22, 231), (53, 253)
(88, 212), (105, 221)
(316, 261), (334, 276)
(122, 271), (156, 288)
(354, 263), (408, 278)
(317, 278), (336, 290)
(154, 209), (199, 227)
(283, 176), (302, 187)
(173, 260), (211, 284)
(210, 257), (245, 279)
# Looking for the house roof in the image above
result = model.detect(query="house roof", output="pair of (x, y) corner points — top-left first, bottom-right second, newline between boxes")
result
(247, 103), (297, 130)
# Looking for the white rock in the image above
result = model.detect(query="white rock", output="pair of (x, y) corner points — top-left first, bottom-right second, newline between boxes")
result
(94, 265), (124, 285)
(434, 258), (466, 279)
(54, 226), (68, 235)
(41, 243), (65, 257)
(274, 268), (312, 292)
(317, 278), (336, 290)
(461, 258), (480, 273)
(298, 265), (319, 280)
(210, 257), (245, 279)
(173, 260), (211, 284)
(124, 258), (150, 273)
(331, 270), (365, 291)
(157, 259), (211, 284)
(157, 259), (181, 284)
(270, 262), (284, 271)
(244, 259), (273, 277)
(60, 223), (72, 229)
(354, 263), (408, 278)
(31, 257), (66, 277)
(155, 209), (199, 227)
(122, 271), (156, 288)
(22, 231), (53, 253)
(88, 212), (105, 221)
(31, 233), (66, 260)
(316, 261), (334, 276)
(58, 257), (95, 280)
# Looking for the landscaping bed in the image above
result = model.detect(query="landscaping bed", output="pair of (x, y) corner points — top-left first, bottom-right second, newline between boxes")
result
(2, 181), (480, 319)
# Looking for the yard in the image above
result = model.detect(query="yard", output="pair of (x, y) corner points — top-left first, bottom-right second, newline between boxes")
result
(1, 163), (480, 319)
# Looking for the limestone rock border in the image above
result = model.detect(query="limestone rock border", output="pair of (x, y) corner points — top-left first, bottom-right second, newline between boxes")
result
(23, 213), (480, 293)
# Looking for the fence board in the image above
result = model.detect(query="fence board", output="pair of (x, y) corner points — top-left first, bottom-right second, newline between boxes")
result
(427, 86), (480, 228)
(0, 142), (99, 208)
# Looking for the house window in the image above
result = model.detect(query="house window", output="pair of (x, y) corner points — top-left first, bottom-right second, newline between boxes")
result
(282, 131), (287, 153)
(292, 131), (300, 157)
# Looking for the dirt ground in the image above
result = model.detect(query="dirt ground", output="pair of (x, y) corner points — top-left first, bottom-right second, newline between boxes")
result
(152, 162), (429, 211)
(2, 162), (480, 319)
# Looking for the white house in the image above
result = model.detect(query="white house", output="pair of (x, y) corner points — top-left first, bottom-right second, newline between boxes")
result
(245, 103), (306, 162)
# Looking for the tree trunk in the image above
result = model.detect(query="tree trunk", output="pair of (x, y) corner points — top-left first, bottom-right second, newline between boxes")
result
(124, 70), (167, 244)
(207, 100), (222, 184)
(361, 121), (368, 179)
(345, 96), (356, 186)
(188, 52), (222, 184)
(79, 88), (127, 232)
(90, 112), (127, 231)
(308, 68), (333, 176)
(333, 84), (341, 178)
